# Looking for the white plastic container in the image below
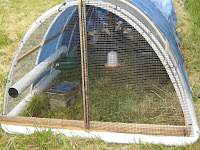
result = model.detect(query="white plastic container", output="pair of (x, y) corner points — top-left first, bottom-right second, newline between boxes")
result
(107, 51), (118, 67)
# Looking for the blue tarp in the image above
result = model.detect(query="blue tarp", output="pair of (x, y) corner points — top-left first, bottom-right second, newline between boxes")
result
(151, 0), (181, 46)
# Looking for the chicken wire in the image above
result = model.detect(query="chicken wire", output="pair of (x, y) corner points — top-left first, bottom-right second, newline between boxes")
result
(86, 8), (185, 126)
(5, 12), (59, 114)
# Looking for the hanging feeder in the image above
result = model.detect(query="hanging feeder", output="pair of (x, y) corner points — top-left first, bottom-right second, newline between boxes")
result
(105, 51), (120, 69)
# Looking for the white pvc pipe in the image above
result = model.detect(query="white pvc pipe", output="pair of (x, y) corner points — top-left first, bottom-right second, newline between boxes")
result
(7, 70), (60, 116)
(8, 46), (67, 98)
(1, 123), (199, 146)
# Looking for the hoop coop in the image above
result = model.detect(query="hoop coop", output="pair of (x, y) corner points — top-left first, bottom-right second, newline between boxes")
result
(2, 0), (199, 146)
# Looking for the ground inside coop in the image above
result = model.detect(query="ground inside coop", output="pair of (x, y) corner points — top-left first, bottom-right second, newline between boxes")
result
(20, 63), (185, 126)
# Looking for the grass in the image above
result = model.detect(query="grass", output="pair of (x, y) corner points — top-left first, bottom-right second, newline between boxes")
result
(0, 69), (6, 111)
(0, 128), (170, 150)
(21, 76), (184, 126)
(0, 0), (200, 149)
(0, 30), (11, 48)
(21, 92), (84, 120)
(183, 0), (200, 27)
(179, 0), (200, 106)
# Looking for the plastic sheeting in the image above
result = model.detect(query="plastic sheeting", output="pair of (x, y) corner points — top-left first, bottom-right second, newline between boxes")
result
(151, 0), (177, 26)
(151, 0), (181, 47)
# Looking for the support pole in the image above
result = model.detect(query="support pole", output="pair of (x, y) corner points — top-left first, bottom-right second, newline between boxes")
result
(78, 0), (90, 129)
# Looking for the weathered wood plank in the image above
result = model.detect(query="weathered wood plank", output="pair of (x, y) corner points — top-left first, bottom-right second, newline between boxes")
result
(0, 115), (191, 137)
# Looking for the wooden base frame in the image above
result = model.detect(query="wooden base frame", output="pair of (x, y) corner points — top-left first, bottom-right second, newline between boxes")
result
(0, 115), (191, 137)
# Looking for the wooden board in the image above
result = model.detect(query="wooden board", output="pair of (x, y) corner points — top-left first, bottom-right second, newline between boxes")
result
(90, 121), (191, 137)
(0, 115), (191, 137)
(0, 115), (84, 130)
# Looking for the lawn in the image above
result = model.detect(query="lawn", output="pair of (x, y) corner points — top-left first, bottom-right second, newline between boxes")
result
(0, 0), (200, 149)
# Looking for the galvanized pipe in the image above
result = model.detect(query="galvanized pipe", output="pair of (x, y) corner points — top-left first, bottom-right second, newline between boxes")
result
(8, 46), (67, 98)
(8, 70), (60, 116)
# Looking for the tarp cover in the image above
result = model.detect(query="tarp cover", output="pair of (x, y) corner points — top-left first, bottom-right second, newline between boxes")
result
(151, 0), (180, 45)
(151, 0), (178, 30)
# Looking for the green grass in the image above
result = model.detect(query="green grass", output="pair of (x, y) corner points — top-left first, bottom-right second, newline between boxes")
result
(20, 57), (184, 125)
(0, 30), (11, 48)
(0, 69), (6, 111)
(21, 76), (184, 126)
(21, 92), (84, 120)
(0, 128), (172, 150)
(183, 0), (200, 27)
(0, 127), (199, 150)
(0, 0), (200, 149)
(179, 0), (200, 105)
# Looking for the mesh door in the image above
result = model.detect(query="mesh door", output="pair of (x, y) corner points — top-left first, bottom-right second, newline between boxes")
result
(86, 7), (185, 126)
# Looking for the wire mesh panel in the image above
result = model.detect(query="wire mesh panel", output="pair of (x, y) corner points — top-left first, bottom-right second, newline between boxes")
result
(6, 12), (59, 114)
(19, 8), (84, 121)
(8, 4), (185, 130)
(86, 7), (185, 135)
